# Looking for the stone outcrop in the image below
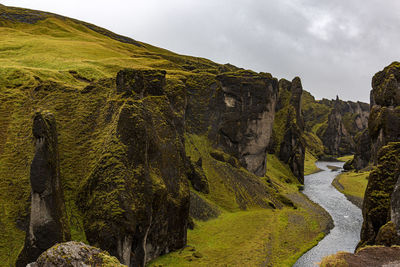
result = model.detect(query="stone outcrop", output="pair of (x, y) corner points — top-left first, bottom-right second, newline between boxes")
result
(359, 142), (400, 247)
(16, 112), (70, 267)
(278, 78), (305, 183)
(186, 157), (209, 194)
(369, 62), (400, 164)
(78, 69), (189, 267)
(27, 241), (124, 267)
(320, 96), (355, 156)
(211, 70), (278, 176)
(349, 129), (372, 170)
(320, 246), (400, 267)
(271, 77), (305, 183)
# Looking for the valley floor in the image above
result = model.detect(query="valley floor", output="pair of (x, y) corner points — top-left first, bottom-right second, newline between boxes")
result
(148, 155), (332, 267)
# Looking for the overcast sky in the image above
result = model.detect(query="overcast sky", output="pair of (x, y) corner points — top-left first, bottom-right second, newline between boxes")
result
(2, 0), (400, 102)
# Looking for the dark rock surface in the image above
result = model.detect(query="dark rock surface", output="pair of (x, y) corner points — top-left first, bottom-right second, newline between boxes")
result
(189, 191), (220, 221)
(321, 246), (400, 267)
(321, 96), (355, 156)
(78, 69), (189, 267)
(278, 77), (305, 183)
(359, 142), (400, 247)
(16, 112), (70, 267)
(116, 69), (166, 98)
(273, 77), (305, 183)
(351, 129), (372, 170)
(27, 241), (124, 267)
(211, 70), (278, 176)
(369, 62), (400, 164)
(187, 158), (209, 194)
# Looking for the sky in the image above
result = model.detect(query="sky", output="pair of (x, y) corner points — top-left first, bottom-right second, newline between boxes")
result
(2, 0), (400, 102)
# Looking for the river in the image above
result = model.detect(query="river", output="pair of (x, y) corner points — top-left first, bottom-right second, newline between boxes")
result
(293, 161), (363, 267)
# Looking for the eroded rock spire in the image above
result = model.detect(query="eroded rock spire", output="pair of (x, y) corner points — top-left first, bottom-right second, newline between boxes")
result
(16, 111), (70, 266)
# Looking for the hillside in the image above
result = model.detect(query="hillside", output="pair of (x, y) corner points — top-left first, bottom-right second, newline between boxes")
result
(0, 4), (364, 266)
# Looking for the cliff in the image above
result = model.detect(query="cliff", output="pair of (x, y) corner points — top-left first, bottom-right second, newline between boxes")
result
(271, 77), (305, 183)
(358, 62), (400, 248)
(369, 62), (400, 164)
(302, 93), (369, 158)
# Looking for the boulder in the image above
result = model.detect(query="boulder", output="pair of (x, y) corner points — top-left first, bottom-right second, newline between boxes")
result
(27, 241), (124, 267)
(16, 112), (70, 267)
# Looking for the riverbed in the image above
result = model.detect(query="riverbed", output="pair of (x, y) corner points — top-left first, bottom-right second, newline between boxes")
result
(293, 161), (363, 267)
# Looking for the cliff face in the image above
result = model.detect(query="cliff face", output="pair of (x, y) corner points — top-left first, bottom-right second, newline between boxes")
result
(301, 92), (369, 159)
(78, 69), (189, 267)
(16, 112), (70, 267)
(272, 77), (305, 183)
(359, 142), (400, 247)
(358, 63), (400, 248)
(369, 62), (400, 164)
(212, 71), (278, 177)
(319, 97), (369, 156)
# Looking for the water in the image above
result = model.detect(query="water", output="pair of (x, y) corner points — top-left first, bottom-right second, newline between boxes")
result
(293, 161), (363, 267)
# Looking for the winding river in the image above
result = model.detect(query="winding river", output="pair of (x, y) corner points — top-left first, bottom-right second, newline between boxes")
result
(293, 161), (363, 267)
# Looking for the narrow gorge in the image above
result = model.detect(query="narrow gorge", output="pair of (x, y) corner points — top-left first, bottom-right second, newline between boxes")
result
(0, 3), (398, 267)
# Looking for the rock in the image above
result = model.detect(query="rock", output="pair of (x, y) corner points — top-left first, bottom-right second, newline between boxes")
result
(390, 174), (400, 235)
(321, 96), (355, 156)
(275, 77), (305, 183)
(189, 191), (220, 221)
(369, 62), (400, 164)
(187, 157), (209, 194)
(359, 142), (400, 247)
(116, 69), (166, 98)
(375, 221), (400, 246)
(321, 246), (400, 267)
(28, 241), (124, 267)
(16, 112), (70, 267)
(78, 69), (189, 267)
(212, 70), (278, 176)
(351, 129), (372, 170)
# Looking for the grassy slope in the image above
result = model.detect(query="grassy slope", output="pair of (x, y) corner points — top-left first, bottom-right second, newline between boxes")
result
(149, 137), (330, 266)
(0, 6), (331, 266)
(333, 171), (369, 200)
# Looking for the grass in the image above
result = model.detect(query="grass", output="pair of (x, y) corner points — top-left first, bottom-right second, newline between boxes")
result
(337, 155), (354, 162)
(148, 135), (330, 267)
(334, 171), (369, 200)
(148, 208), (325, 267)
(304, 150), (321, 175)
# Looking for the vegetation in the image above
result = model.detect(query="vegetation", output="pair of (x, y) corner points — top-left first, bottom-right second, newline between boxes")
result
(149, 137), (330, 266)
(0, 4), (344, 266)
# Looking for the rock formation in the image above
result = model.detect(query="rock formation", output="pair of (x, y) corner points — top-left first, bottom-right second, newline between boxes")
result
(271, 77), (305, 183)
(320, 96), (355, 156)
(78, 69), (189, 267)
(359, 142), (400, 247)
(27, 241), (124, 267)
(348, 128), (371, 170)
(211, 70), (278, 176)
(369, 62), (400, 164)
(16, 112), (70, 267)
